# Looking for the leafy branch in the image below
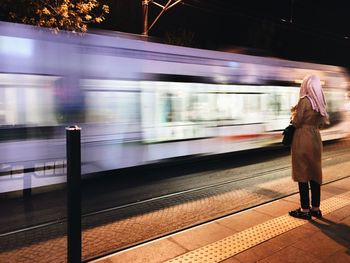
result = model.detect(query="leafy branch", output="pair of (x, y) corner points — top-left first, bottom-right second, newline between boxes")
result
(1, 0), (109, 33)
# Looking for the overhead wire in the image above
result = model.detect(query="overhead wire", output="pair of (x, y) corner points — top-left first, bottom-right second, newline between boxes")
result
(182, 0), (349, 44)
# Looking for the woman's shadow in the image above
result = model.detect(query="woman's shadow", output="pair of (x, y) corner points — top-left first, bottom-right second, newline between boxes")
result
(309, 216), (350, 255)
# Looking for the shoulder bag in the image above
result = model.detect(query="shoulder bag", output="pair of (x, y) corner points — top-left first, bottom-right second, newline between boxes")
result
(282, 124), (295, 146)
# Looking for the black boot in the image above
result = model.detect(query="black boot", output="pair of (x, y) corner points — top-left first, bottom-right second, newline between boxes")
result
(310, 209), (322, 218)
(289, 208), (311, 220)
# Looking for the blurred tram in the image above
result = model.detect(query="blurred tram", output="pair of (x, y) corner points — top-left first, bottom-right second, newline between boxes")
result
(0, 21), (349, 193)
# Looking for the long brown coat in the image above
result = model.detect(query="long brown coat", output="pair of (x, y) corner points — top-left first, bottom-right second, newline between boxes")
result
(291, 97), (326, 184)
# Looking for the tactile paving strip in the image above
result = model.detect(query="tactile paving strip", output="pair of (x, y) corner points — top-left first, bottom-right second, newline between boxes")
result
(166, 191), (350, 263)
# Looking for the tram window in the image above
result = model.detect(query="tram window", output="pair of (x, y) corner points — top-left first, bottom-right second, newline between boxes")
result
(85, 91), (140, 123)
(196, 93), (211, 121)
(82, 79), (140, 124)
(161, 92), (181, 123)
(215, 93), (239, 121)
(0, 74), (58, 126)
(243, 94), (261, 112)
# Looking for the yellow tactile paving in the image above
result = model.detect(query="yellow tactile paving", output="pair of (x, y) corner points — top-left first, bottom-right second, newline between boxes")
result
(166, 191), (350, 263)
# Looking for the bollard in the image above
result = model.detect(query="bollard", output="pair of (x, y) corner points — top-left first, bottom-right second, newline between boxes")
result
(23, 173), (32, 200)
(23, 172), (32, 212)
(66, 125), (81, 263)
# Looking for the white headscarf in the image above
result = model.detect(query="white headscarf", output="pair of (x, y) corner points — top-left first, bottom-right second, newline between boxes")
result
(299, 75), (329, 119)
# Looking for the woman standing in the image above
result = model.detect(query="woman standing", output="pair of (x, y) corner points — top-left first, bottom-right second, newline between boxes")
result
(289, 75), (329, 220)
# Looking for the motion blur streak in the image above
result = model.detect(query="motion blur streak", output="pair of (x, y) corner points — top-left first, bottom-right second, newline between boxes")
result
(0, 21), (349, 193)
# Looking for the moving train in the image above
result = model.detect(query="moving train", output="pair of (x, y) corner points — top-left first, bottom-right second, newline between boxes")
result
(1, 21), (349, 193)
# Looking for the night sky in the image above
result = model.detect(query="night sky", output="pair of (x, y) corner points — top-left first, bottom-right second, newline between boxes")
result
(98, 0), (350, 68)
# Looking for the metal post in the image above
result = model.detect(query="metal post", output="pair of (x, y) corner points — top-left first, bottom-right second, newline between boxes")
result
(142, 0), (149, 35)
(142, 0), (182, 36)
(23, 172), (32, 200)
(23, 172), (32, 212)
(290, 0), (294, 23)
(66, 125), (81, 263)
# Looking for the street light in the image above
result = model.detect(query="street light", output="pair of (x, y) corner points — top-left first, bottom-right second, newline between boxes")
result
(142, 0), (182, 36)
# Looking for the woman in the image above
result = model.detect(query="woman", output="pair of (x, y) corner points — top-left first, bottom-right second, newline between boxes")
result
(289, 75), (329, 220)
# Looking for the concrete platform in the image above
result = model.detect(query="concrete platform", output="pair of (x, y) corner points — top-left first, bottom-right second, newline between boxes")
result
(91, 176), (350, 263)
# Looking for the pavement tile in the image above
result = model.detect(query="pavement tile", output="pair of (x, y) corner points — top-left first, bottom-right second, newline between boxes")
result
(325, 177), (350, 191)
(321, 251), (350, 263)
(313, 218), (350, 244)
(97, 258), (113, 263)
(293, 231), (348, 258)
(168, 222), (235, 251)
(257, 245), (322, 263)
(268, 223), (318, 248)
(216, 209), (273, 232)
(232, 240), (283, 263)
(252, 199), (298, 217)
(298, 208), (350, 246)
(94, 238), (186, 263)
(283, 194), (300, 204)
(326, 204), (350, 223)
(220, 257), (242, 263)
(322, 184), (348, 197)
(340, 209), (350, 222)
(319, 190), (342, 200)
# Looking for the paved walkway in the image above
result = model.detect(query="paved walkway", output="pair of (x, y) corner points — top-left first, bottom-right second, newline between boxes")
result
(91, 176), (350, 263)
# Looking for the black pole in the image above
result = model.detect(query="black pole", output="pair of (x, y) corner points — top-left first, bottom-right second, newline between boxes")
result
(23, 172), (32, 200)
(66, 125), (81, 263)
